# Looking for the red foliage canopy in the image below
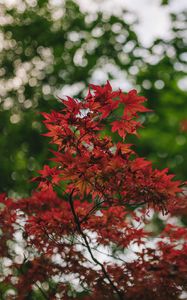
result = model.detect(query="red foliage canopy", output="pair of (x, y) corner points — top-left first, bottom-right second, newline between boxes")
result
(0, 82), (187, 300)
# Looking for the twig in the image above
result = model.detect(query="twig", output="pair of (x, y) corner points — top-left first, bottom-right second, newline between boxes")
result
(80, 199), (105, 224)
(35, 282), (50, 300)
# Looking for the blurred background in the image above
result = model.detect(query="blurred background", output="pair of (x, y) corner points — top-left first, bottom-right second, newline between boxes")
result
(0, 0), (187, 197)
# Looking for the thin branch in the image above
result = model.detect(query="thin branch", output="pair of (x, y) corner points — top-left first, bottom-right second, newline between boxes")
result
(35, 282), (50, 300)
(69, 189), (124, 300)
(72, 235), (127, 265)
(18, 258), (49, 300)
(91, 246), (127, 264)
(80, 199), (105, 224)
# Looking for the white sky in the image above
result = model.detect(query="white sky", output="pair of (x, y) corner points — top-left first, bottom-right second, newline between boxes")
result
(76, 0), (187, 46)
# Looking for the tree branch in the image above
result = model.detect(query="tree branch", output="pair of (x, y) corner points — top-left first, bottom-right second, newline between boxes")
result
(80, 198), (105, 224)
(35, 282), (50, 300)
(69, 189), (124, 300)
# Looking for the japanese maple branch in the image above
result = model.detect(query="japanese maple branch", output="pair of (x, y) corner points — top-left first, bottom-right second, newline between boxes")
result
(71, 235), (127, 264)
(69, 189), (124, 300)
(19, 258), (49, 300)
(80, 198), (105, 224)
(35, 282), (50, 300)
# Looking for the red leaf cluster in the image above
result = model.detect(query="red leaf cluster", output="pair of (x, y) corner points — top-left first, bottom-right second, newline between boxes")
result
(0, 82), (187, 300)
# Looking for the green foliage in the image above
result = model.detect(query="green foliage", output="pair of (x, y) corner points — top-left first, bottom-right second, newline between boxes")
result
(161, 0), (169, 5)
(135, 13), (187, 180)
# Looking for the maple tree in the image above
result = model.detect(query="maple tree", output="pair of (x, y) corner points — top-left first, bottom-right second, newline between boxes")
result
(0, 82), (187, 299)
